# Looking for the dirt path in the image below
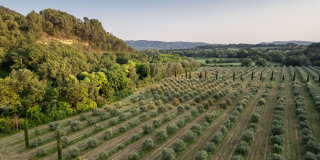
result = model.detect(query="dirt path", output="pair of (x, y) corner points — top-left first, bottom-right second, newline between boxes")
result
(282, 67), (302, 160)
(210, 73), (270, 160)
(246, 69), (281, 160)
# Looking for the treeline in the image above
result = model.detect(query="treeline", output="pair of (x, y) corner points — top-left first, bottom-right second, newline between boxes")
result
(0, 6), (199, 133)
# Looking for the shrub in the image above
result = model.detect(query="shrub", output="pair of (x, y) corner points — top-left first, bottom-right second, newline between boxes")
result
(110, 108), (119, 116)
(140, 106), (147, 112)
(258, 98), (266, 105)
(191, 108), (198, 116)
(36, 147), (46, 156)
(131, 133), (140, 142)
(191, 124), (202, 135)
(303, 151), (317, 160)
(70, 121), (82, 131)
(142, 138), (154, 151)
(151, 111), (158, 117)
(173, 98), (180, 106)
(131, 108), (138, 115)
(119, 125), (127, 133)
(176, 119), (185, 128)
(250, 113), (260, 123)
(97, 151), (109, 160)
(268, 153), (285, 160)
(177, 105), (184, 114)
(220, 126), (228, 134)
(143, 124), (153, 134)
(235, 140), (249, 156)
(166, 123), (179, 134)
(140, 113), (148, 120)
(226, 98), (231, 105)
(99, 111), (108, 120)
(153, 119), (162, 128)
(87, 138), (99, 148)
(173, 139), (185, 152)
(211, 131), (223, 144)
(305, 140), (320, 154)
(184, 114), (192, 122)
(205, 113), (215, 123)
(87, 117), (96, 125)
(49, 122), (60, 131)
(68, 146), (80, 158)
(92, 108), (101, 116)
(80, 113), (88, 120)
(195, 150), (208, 160)
(119, 113), (128, 121)
(148, 101), (156, 109)
(161, 148), (176, 160)
(241, 130), (254, 143)
(184, 130), (197, 142)
(104, 129), (113, 140)
(155, 129), (168, 140)
(197, 104), (205, 113)
(272, 144), (283, 154)
(271, 125), (285, 135)
(220, 101), (227, 109)
(109, 118), (118, 126)
(195, 96), (201, 103)
(128, 151), (140, 160)
(61, 136), (69, 148)
(232, 155), (244, 160)
(204, 142), (216, 152)
(158, 105), (166, 113)
(271, 135), (283, 145)
(184, 105), (191, 110)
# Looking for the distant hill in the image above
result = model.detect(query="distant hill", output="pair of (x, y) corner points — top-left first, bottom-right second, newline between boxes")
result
(260, 41), (316, 45)
(125, 40), (219, 49)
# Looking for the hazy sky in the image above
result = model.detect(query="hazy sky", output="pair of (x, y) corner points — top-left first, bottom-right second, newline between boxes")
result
(1, 0), (320, 44)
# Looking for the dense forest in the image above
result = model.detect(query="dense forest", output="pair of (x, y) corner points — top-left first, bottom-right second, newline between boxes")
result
(0, 6), (199, 133)
(159, 42), (320, 66)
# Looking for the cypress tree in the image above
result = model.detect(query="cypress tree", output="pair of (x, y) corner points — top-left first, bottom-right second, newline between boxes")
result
(251, 72), (254, 80)
(260, 72), (262, 81)
(241, 72), (243, 81)
(319, 75), (320, 82)
(283, 74), (285, 80)
(233, 71), (235, 81)
(174, 70), (177, 78)
(271, 71), (273, 81)
(205, 70), (207, 78)
(185, 70), (187, 78)
(216, 71), (218, 80)
(57, 130), (62, 160)
(24, 120), (29, 148)
(199, 72), (202, 79)
(307, 74), (310, 82)
(189, 71), (191, 79)
(293, 72), (296, 81)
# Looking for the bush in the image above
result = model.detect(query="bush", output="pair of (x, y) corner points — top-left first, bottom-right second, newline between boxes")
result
(128, 151), (140, 160)
(80, 113), (88, 120)
(104, 129), (113, 140)
(226, 98), (231, 105)
(153, 119), (162, 128)
(155, 129), (168, 140)
(177, 105), (184, 114)
(151, 111), (158, 117)
(205, 113), (215, 123)
(143, 124), (153, 134)
(258, 98), (266, 105)
(131, 133), (140, 142)
(140, 113), (148, 120)
(166, 123), (179, 134)
(110, 108), (119, 116)
(184, 130), (197, 142)
(220, 101), (227, 109)
(68, 146), (80, 158)
(161, 148), (176, 160)
(36, 147), (46, 156)
(173, 98), (180, 106)
(131, 108), (138, 115)
(271, 125), (285, 135)
(87, 117), (96, 125)
(87, 138), (99, 148)
(272, 144), (283, 154)
(235, 140), (249, 156)
(158, 105), (166, 113)
(97, 151), (109, 160)
(197, 104), (205, 113)
(268, 153), (285, 160)
(303, 151), (317, 160)
(109, 118), (118, 126)
(270, 135), (283, 145)
(70, 121), (82, 131)
(195, 150), (208, 160)
(148, 101), (156, 109)
(232, 155), (244, 160)
(211, 131), (223, 144)
(119, 113), (128, 121)
(61, 136), (69, 148)
(241, 130), (254, 143)
(220, 126), (228, 134)
(92, 108), (101, 116)
(250, 113), (260, 123)
(305, 140), (320, 154)
(204, 142), (216, 152)
(99, 111), (108, 120)
(119, 125), (127, 133)
(173, 139), (185, 152)
(184, 105), (191, 110)
(49, 122), (60, 131)
(191, 109), (198, 116)
(191, 124), (202, 135)
(142, 138), (154, 151)
(176, 119), (185, 128)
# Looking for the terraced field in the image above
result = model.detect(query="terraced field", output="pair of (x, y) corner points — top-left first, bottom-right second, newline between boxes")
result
(1, 66), (320, 160)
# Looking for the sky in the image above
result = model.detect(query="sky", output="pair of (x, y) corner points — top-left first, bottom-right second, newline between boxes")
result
(1, 0), (320, 44)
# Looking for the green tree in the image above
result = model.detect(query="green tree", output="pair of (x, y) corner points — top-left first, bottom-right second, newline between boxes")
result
(56, 130), (62, 160)
(255, 58), (267, 67)
(24, 120), (29, 148)
(241, 58), (252, 67)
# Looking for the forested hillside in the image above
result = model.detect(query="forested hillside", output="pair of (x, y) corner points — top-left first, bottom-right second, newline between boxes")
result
(0, 6), (199, 133)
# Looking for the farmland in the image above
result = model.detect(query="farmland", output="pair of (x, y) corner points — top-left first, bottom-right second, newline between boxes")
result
(1, 66), (320, 160)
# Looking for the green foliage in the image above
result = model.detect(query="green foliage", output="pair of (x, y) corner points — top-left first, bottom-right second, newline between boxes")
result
(161, 148), (176, 160)
(142, 138), (154, 151)
(56, 130), (62, 160)
(195, 150), (208, 160)
(24, 120), (29, 148)
(241, 58), (252, 67)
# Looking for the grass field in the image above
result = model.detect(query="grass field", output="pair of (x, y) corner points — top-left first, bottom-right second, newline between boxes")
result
(1, 66), (320, 160)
